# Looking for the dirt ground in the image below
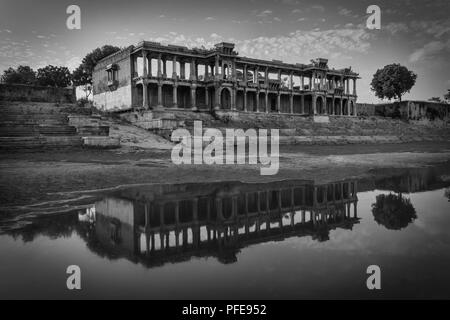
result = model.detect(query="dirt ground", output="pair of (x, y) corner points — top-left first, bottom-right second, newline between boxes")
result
(1, 141), (450, 212)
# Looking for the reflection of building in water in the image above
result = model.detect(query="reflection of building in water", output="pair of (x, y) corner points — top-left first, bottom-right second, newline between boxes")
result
(362, 166), (450, 195)
(87, 179), (359, 267)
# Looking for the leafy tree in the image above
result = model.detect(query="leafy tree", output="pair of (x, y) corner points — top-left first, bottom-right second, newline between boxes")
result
(72, 65), (92, 98)
(1, 65), (37, 85)
(444, 90), (450, 104)
(36, 65), (72, 87)
(371, 193), (417, 230)
(370, 63), (417, 102)
(74, 45), (121, 86)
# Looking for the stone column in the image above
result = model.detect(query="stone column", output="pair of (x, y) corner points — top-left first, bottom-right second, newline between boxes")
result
(162, 58), (167, 78)
(172, 56), (177, 79)
(142, 82), (149, 109)
(215, 87), (220, 110)
(133, 55), (138, 78)
(312, 95), (317, 115)
(290, 72), (294, 90)
(340, 99), (343, 115)
(353, 79), (357, 96)
(231, 88), (236, 110)
(243, 64), (247, 83)
(255, 67), (260, 85)
(277, 93), (281, 113)
(157, 83), (163, 108)
(142, 50), (148, 78)
(265, 91), (269, 113)
(173, 85), (178, 108)
(244, 89), (247, 112)
(301, 75), (304, 90)
(256, 90), (260, 112)
(289, 94), (294, 114)
(191, 84), (197, 111)
(190, 59), (196, 81)
(157, 53), (162, 78)
(331, 97), (335, 115)
(205, 87), (209, 108)
(265, 67), (269, 87)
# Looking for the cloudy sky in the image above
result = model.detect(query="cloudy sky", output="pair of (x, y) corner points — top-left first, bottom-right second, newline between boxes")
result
(0, 0), (449, 103)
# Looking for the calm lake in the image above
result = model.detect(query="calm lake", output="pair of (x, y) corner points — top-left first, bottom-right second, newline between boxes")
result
(1, 165), (450, 299)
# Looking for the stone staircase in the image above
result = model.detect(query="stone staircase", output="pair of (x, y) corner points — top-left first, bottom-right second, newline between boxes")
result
(125, 109), (450, 145)
(0, 101), (118, 151)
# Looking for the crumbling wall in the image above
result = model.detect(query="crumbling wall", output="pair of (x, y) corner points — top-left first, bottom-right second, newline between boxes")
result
(0, 83), (76, 103)
(358, 101), (450, 121)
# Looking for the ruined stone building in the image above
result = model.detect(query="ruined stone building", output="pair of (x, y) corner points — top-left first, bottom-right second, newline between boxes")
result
(93, 41), (359, 116)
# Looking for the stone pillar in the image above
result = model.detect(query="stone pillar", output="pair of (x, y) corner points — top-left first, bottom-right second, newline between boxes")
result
(332, 97), (335, 115)
(133, 55), (138, 77)
(157, 54), (162, 78)
(265, 67), (269, 87)
(205, 87), (209, 108)
(142, 50), (148, 78)
(265, 91), (269, 113)
(256, 90), (260, 112)
(191, 85), (197, 111)
(190, 59), (196, 81)
(301, 75), (304, 90)
(353, 79), (357, 96)
(215, 87), (220, 110)
(289, 94), (294, 114)
(277, 93), (281, 113)
(157, 83), (163, 108)
(255, 67), (260, 85)
(312, 95), (317, 115)
(243, 64), (247, 83)
(142, 82), (149, 109)
(290, 72), (294, 90)
(162, 58), (167, 78)
(231, 88), (236, 110)
(243, 89), (247, 112)
(312, 72), (316, 90)
(340, 99), (343, 115)
(173, 85), (178, 108)
(172, 56), (177, 79)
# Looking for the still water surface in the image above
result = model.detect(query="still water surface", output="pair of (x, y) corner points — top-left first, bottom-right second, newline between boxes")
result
(1, 166), (450, 299)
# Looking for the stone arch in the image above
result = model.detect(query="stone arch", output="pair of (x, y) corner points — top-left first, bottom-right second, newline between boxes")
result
(342, 99), (349, 115)
(350, 100), (355, 116)
(220, 87), (232, 110)
(326, 97), (333, 114)
(316, 96), (324, 114)
(207, 87), (215, 110)
(258, 91), (266, 112)
(246, 91), (257, 112)
(334, 98), (340, 115)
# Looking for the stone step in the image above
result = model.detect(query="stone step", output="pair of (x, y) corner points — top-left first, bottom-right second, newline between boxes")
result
(0, 125), (78, 136)
(0, 135), (82, 150)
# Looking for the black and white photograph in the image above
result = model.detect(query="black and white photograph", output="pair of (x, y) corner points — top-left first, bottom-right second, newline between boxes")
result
(0, 0), (450, 304)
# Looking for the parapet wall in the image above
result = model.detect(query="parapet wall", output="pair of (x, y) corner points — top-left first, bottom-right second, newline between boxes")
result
(0, 83), (76, 103)
(357, 101), (450, 121)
